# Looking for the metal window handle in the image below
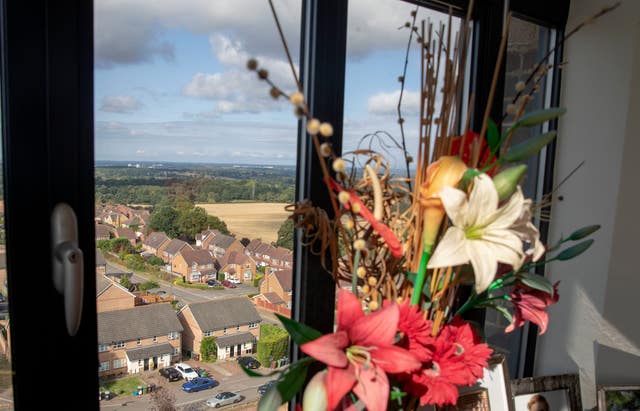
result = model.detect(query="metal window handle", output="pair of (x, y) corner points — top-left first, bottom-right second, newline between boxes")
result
(51, 203), (84, 336)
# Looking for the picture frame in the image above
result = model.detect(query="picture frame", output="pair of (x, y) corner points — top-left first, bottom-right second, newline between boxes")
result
(511, 373), (582, 411)
(475, 354), (516, 411)
(597, 385), (640, 411)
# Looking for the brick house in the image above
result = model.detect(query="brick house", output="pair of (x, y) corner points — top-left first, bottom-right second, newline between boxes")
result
(95, 223), (113, 241)
(142, 232), (169, 255)
(207, 232), (244, 259)
(95, 249), (107, 275)
(96, 275), (136, 313)
(172, 247), (217, 283)
(177, 297), (261, 361)
(244, 240), (292, 269)
(258, 267), (293, 309)
(116, 227), (137, 245)
(195, 229), (217, 249)
(159, 239), (191, 265)
(217, 251), (257, 283)
(97, 303), (183, 378)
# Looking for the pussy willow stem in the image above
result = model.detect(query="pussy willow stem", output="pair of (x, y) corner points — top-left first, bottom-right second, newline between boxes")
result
(352, 249), (361, 296)
(410, 246), (432, 306)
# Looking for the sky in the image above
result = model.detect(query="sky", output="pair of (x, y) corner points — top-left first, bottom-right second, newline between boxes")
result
(95, 0), (453, 166)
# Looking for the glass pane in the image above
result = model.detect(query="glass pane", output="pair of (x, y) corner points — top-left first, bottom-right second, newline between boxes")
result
(484, 15), (552, 378)
(94, 1), (300, 407)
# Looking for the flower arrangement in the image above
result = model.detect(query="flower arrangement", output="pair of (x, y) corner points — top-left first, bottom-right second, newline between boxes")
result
(245, 2), (616, 411)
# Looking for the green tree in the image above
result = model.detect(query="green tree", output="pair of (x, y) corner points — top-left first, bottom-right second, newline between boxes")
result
(149, 206), (180, 238)
(139, 280), (159, 291)
(119, 275), (132, 289)
(240, 237), (251, 247)
(147, 256), (164, 266)
(200, 337), (217, 362)
(256, 324), (289, 366)
(110, 238), (134, 254)
(124, 254), (145, 271)
(97, 239), (111, 252)
(274, 218), (294, 250)
(177, 207), (209, 241)
(205, 215), (230, 235)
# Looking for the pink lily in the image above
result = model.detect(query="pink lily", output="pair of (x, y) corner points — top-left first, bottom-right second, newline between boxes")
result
(300, 290), (421, 411)
(506, 281), (560, 335)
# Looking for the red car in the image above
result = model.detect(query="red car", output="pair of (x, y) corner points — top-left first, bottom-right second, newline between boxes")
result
(221, 280), (237, 288)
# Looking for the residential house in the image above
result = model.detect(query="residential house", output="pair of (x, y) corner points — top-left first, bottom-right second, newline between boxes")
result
(95, 223), (113, 241)
(244, 240), (292, 269)
(96, 275), (136, 313)
(177, 297), (262, 361)
(207, 232), (244, 259)
(102, 212), (127, 227)
(217, 251), (257, 283)
(159, 239), (191, 266)
(195, 229), (217, 249)
(95, 249), (107, 275)
(142, 232), (170, 255)
(97, 303), (183, 378)
(257, 267), (293, 309)
(172, 247), (217, 283)
(116, 227), (137, 245)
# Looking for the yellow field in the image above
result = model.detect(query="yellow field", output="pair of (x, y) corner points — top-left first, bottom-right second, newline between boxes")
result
(196, 202), (290, 244)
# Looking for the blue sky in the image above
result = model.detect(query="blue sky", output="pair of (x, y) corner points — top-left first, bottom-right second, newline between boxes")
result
(95, 0), (448, 165)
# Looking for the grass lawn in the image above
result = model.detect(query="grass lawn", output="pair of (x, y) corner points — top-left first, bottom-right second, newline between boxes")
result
(101, 376), (144, 397)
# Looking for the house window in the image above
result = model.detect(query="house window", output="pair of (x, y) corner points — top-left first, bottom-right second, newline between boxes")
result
(136, 338), (141, 346)
(112, 341), (125, 349)
(98, 344), (109, 352)
(99, 361), (109, 372)
(223, 327), (227, 334)
(168, 331), (178, 340)
(236, 325), (240, 331)
(204, 331), (213, 337)
(112, 359), (126, 369)
(152, 336), (157, 343)
(173, 348), (179, 356)
(248, 322), (258, 329)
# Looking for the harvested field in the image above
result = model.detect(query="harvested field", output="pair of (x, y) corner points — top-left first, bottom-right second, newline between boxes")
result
(196, 202), (290, 244)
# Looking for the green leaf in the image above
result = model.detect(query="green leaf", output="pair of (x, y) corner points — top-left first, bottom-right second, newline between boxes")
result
(502, 131), (557, 163)
(488, 118), (500, 153)
(556, 239), (595, 261)
(567, 225), (601, 241)
(258, 385), (283, 411)
(239, 364), (281, 378)
(275, 314), (322, 346)
(517, 272), (555, 295)
(492, 304), (513, 324)
(276, 358), (314, 403)
(518, 107), (567, 127)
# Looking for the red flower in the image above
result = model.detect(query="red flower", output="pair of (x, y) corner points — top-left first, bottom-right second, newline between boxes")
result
(396, 301), (436, 362)
(506, 281), (560, 335)
(300, 290), (421, 411)
(448, 130), (497, 175)
(440, 318), (493, 385)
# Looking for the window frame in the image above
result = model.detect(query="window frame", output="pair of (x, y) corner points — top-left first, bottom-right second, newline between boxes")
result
(0, 0), (568, 409)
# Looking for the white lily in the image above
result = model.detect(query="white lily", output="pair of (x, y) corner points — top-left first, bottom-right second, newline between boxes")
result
(511, 194), (546, 261)
(427, 173), (525, 293)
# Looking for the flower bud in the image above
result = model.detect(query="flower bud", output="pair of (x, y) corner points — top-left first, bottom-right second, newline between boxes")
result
(319, 143), (332, 157)
(302, 371), (328, 411)
(319, 122), (334, 138)
(493, 164), (528, 201)
(353, 239), (366, 251)
(420, 156), (467, 248)
(289, 92), (304, 106)
(307, 118), (321, 135)
(337, 191), (350, 205)
(332, 158), (346, 173)
(357, 266), (366, 278)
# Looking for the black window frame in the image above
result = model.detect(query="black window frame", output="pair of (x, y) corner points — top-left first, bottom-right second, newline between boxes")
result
(0, 0), (568, 408)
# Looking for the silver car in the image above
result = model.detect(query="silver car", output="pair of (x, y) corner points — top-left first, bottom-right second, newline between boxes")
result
(205, 392), (244, 408)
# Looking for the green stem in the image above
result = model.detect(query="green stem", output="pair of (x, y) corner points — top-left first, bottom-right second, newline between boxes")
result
(352, 250), (361, 296)
(410, 247), (432, 306)
(454, 291), (478, 317)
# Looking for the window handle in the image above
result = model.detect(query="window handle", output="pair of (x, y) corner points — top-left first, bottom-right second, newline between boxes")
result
(51, 203), (84, 336)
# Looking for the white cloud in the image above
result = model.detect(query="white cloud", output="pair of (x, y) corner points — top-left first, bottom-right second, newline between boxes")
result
(367, 90), (420, 116)
(100, 95), (144, 113)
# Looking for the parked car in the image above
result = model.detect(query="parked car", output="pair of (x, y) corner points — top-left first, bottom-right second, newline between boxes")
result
(205, 392), (244, 408)
(236, 356), (260, 369)
(159, 367), (182, 382)
(182, 377), (218, 393)
(207, 279), (221, 288)
(174, 362), (199, 381)
(221, 280), (237, 288)
(257, 380), (277, 396)
(228, 278), (241, 285)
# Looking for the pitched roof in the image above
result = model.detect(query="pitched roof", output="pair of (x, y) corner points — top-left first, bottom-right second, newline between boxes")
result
(210, 233), (238, 250)
(116, 227), (136, 240)
(271, 247), (292, 261)
(184, 297), (261, 332)
(219, 250), (251, 267)
(196, 229), (216, 242)
(245, 239), (263, 253)
(95, 224), (112, 238)
(126, 342), (174, 361)
(180, 248), (215, 266)
(97, 303), (183, 344)
(96, 275), (135, 298)
(261, 292), (285, 305)
(163, 239), (191, 256)
(215, 332), (256, 348)
(143, 232), (169, 249)
(273, 269), (292, 292)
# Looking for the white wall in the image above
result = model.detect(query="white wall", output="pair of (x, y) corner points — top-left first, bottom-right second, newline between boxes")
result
(534, 1), (640, 408)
